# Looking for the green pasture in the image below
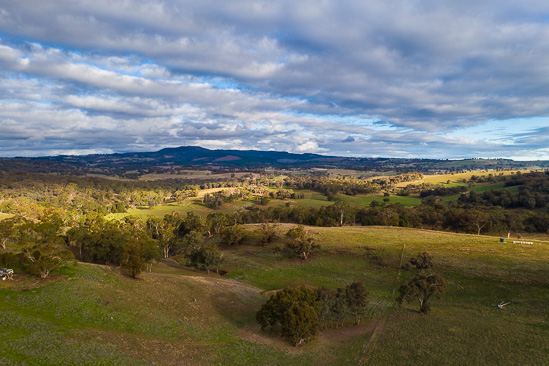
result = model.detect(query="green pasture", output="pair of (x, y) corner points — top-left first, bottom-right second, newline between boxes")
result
(422, 170), (526, 185)
(337, 193), (422, 207)
(106, 189), (335, 220)
(1, 225), (548, 364)
(106, 189), (425, 222)
(225, 225), (549, 365)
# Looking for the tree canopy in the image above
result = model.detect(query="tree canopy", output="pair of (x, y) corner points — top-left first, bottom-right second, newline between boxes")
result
(256, 287), (321, 346)
(396, 272), (447, 314)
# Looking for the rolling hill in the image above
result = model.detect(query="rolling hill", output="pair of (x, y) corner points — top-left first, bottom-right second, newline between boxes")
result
(1, 146), (549, 176)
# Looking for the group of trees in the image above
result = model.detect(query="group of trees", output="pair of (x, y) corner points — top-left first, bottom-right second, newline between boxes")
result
(256, 282), (369, 346)
(282, 172), (423, 198)
(459, 185), (549, 210)
(203, 189), (250, 209)
(0, 215), (75, 279)
(189, 198), (549, 236)
(418, 185), (468, 198)
(0, 204), (321, 280)
(0, 170), (202, 218)
(254, 252), (446, 346)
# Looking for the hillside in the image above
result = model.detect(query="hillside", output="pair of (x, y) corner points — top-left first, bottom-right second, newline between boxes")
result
(1, 226), (548, 365)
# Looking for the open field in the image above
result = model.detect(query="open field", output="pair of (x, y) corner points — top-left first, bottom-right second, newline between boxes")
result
(106, 188), (335, 220)
(108, 190), (423, 221)
(337, 193), (422, 207)
(391, 170), (528, 188)
(1, 225), (547, 365)
(422, 170), (528, 184)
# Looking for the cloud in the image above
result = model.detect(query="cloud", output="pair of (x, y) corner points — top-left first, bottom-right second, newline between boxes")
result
(1, 1), (549, 159)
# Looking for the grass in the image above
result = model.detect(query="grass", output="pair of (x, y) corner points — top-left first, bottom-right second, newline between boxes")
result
(105, 189), (334, 220)
(106, 188), (424, 221)
(421, 170), (528, 185)
(337, 194), (422, 207)
(367, 298), (548, 366)
(0, 261), (377, 365)
(2, 225), (547, 364)
(224, 225), (549, 365)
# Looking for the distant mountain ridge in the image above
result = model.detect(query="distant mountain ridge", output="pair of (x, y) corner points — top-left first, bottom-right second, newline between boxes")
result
(50, 146), (346, 167)
(0, 146), (548, 176)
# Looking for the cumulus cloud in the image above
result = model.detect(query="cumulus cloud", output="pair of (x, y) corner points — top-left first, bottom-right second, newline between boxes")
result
(1, 1), (549, 159)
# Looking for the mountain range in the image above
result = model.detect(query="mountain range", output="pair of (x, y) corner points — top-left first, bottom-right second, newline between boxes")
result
(1, 146), (548, 176)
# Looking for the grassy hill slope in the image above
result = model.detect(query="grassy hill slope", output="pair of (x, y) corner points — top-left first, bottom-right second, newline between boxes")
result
(1, 226), (548, 365)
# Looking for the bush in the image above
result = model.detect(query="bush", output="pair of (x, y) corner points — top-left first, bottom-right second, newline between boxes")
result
(285, 225), (319, 260)
(188, 244), (223, 274)
(256, 287), (321, 346)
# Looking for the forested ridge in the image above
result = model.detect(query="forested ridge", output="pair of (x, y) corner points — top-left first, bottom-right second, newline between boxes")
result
(2, 146), (549, 176)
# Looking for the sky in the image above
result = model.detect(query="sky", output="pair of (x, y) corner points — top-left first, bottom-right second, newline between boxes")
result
(1, 1), (549, 160)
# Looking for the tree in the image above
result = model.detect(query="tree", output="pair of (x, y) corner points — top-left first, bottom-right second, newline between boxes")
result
(331, 287), (348, 327)
(257, 223), (279, 246)
(179, 212), (205, 237)
(396, 272), (446, 314)
(256, 287), (321, 346)
(120, 240), (145, 278)
(203, 192), (225, 209)
(206, 212), (228, 237)
(66, 226), (88, 260)
(82, 224), (129, 265)
(258, 194), (271, 205)
(404, 252), (434, 270)
(147, 216), (177, 258)
(23, 242), (74, 279)
(282, 302), (319, 347)
(120, 233), (160, 278)
(285, 225), (319, 260)
(0, 217), (16, 250)
(0, 252), (22, 272)
(329, 200), (354, 226)
(471, 210), (490, 235)
(221, 224), (245, 246)
(345, 282), (369, 324)
(317, 288), (337, 329)
(181, 230), (204, 250)
(189, 244), (223, 274)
